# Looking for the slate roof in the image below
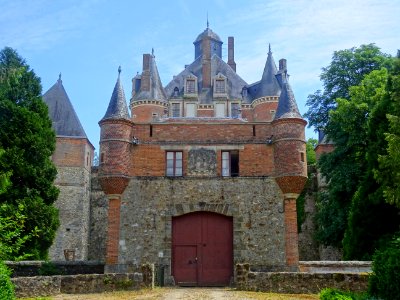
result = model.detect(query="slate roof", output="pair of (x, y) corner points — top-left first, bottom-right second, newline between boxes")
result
(43, 76), (87, 137)
(194, 27), (222, 43)
(165, 54), (248, 104)
(274, 74), (302, 120)
(132, 55), (167, 102)
(102, 67), (130, 120)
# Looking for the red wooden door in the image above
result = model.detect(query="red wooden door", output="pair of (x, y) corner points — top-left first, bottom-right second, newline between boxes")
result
(172, 212), (233, 286)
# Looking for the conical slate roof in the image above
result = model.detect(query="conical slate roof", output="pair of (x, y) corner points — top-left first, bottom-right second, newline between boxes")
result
(43, 75), (87, 137)
(255, 45), (281, 99)
(102, 67), (130, 120)
(132, 55), (167, 102)
(274, 75), (302, 120)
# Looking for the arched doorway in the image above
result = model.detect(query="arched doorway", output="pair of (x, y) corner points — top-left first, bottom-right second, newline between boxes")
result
(172, 211), (233, 286)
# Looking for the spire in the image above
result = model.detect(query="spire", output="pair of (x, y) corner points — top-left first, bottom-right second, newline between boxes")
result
(43, 76), (87, 137)
(102, 67), (130, 120)
(274, 77), (302, 120)
(255, 44), (281, 98)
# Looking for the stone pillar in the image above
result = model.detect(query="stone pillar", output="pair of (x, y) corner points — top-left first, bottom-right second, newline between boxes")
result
(106, 195), (122, 264)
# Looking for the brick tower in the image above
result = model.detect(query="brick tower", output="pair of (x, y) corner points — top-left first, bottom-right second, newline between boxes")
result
(272, 61), (307, 269)
(130, 53), (168, 122)
(98, 67), (132, 266)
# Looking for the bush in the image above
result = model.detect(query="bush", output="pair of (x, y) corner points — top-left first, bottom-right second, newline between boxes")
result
(0, 261), (15, 300)
(369, 234), (400, 300)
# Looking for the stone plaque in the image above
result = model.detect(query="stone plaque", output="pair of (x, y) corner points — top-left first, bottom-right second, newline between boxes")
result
(187, 148), (217, 176)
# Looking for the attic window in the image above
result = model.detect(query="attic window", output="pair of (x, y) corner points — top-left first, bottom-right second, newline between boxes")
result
(186, 79), (196, 94)
(173, 87), (179, 97)
(215, 79), (225, 93)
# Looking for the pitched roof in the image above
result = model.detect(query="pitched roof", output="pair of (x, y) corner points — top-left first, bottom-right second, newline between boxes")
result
(42, 76), (87, 137)
(102, 67), (130, 120)
(132, 55), (167, 102)
(274, 75), (302, 120)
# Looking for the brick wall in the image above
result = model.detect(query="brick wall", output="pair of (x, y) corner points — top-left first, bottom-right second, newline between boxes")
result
(131, 103), (166, 123)
(52, 137), (93, 169)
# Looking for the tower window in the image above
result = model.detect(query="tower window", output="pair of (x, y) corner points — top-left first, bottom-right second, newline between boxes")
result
(222, 151), (239, 177)
(166, 151), (183, 177)
(186, 79), (196, 94)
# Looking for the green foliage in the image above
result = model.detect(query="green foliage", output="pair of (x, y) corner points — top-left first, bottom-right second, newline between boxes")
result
(0, 203), (40, 261)
(315, 65), (400, 259)
(319, 288), (369, 300)
(0, 47), (59, 260)
(369, 234), (400, 300)
(341, 67), (400, 259)
(375, 52), (400, 208)
(0, 261), (15, 300)
(306, 138), (317, 165)
(305, 44), (391, 130)
(38, 261), (62, 276)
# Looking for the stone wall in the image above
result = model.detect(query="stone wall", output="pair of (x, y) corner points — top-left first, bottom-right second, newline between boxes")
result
(117, 176), (287, 283)
(49, 165), (91, 260)
(6, 261), (104, 277)
(235, 264), (369, 294)
(12, 269), (152, 298)
(88, 167), (108, 262)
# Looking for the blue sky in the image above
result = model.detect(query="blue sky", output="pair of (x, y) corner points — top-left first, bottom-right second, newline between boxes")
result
(1, 0), (399, 151)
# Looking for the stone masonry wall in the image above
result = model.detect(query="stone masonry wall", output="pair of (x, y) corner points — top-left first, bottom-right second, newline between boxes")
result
(236, 264), (369, 294)
(88, 167), (108, 262)
(118, 177), (287, 281)
(49, 166), (91, 261)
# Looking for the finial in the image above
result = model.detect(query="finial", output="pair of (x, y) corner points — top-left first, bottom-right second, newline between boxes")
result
(58, 72), (62, 83)
(207, 12), (209, 28)
(268, 43), (272, 54)
(118, 66), (121, 78)
(152, 48), (154, 56)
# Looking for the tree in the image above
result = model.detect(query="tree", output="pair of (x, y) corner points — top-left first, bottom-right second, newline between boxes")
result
(305, 44), (391, 130)
(316, 66), (400, 255)
(375, 51), (400, 209)
(0, 47), (59, 259)
(306, 138), (317, 165)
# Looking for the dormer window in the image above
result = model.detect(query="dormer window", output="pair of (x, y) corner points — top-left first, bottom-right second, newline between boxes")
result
(186, 79), (195, 93)
(213, 73), (227, 98)
(184, 74), (198, 96)
(215, 79), (225, 93)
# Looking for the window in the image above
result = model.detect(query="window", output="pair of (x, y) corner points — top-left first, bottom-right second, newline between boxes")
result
(171, 103), (180, 117)
(186, 79), (196, 94)
(215, 79), (225, 93)
(186, 103), (196, 117)
(215, 103), (225, 117)
(231, 103), (240, 118)
(221, 151), (239, 177)
(166, 151), (183, 177)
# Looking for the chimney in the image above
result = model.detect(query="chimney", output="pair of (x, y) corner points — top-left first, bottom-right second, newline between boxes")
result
(202, 37), (211, 88)
(227, 36), (236, 72)
(141, 54), (151, 92)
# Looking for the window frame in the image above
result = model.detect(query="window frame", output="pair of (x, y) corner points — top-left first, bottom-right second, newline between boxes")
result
(221, 150), (239, 177)
(166, 151), (183, 177)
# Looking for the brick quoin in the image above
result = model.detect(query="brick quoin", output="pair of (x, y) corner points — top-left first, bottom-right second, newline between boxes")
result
(106, 197), (121, 264)
(284, 198), (299, 267)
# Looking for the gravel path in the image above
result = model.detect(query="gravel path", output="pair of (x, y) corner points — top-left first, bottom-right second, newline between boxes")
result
(50, 288), (319, 300)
